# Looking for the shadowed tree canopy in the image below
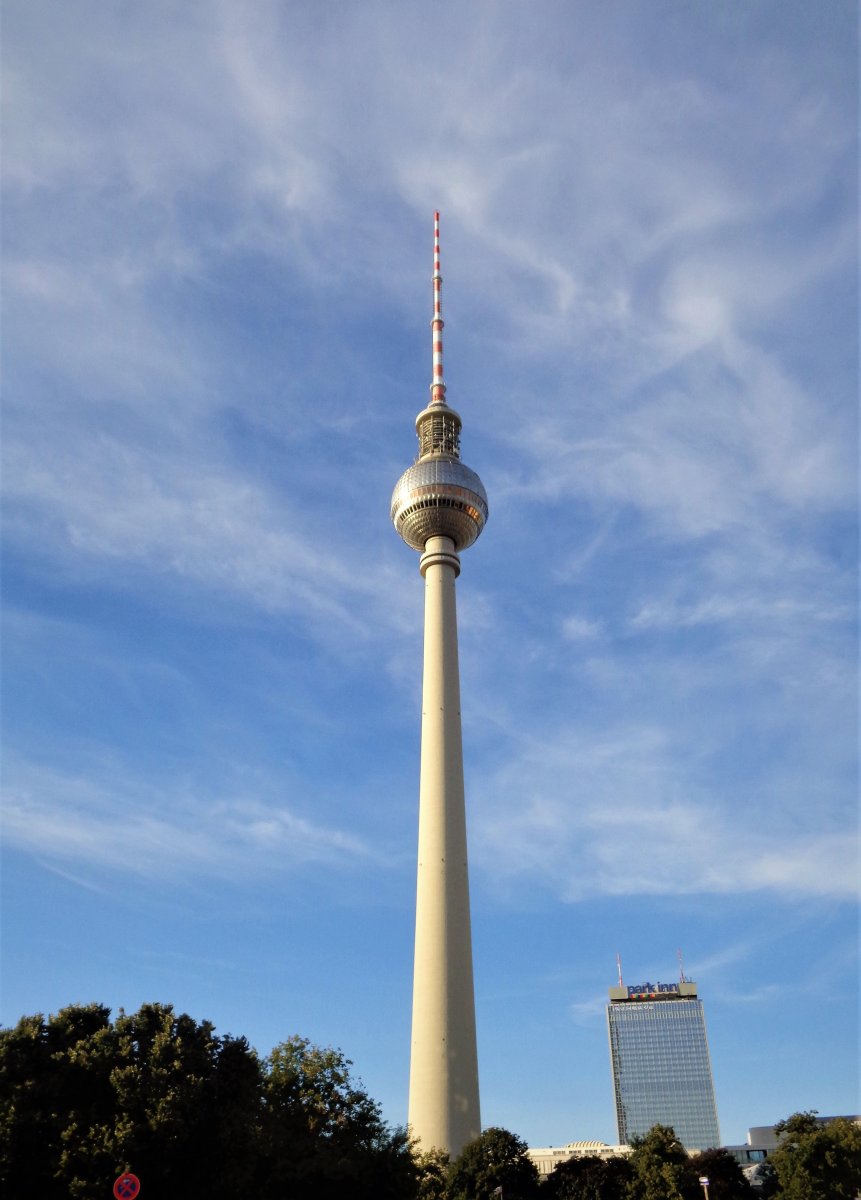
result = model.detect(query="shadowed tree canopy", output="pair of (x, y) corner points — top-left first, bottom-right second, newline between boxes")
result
(6, 1011), (859, 1200)
(447, 1126), (540, 1200)
(0, 1003), (417, 1200)
(688, 1147), (754, 1199)
(259, 1034), (417, 1199)
(544, 1152), (633, 1200)
(520, 1119), (860, 1200)
(416, 1146), (451, 1200)
(769, 1112), (861, 1200)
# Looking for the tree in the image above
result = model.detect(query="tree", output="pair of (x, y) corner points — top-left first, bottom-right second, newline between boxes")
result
(447, 1126), (540, 1200)
(0, 1003), (116, 1199)
(769, 1112), (861, 1200)
(206, 1032), (263, 1197)
(544, 1152), (632, 1199)
(688, 1147), (754, 1199)
(107, 1003), (229, 1196)
(1, 1003), (418, 1200)
(627, 1124), (699, 1200)
(417, 1146), (451, 1200)
(0, 1002), (263, 1200)
(259, 1034), (418, 1200)
(773, 1112), (820, 1141)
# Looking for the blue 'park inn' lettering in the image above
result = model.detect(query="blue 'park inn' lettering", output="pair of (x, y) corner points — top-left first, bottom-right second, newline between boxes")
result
(627, 982), (680, 997)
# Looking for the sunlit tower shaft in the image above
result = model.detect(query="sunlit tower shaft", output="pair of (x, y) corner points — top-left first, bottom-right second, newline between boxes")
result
(391, 213), (488, 1155)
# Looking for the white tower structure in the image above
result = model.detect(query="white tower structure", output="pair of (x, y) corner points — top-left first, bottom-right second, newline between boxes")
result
(391, 212), (488, 1156)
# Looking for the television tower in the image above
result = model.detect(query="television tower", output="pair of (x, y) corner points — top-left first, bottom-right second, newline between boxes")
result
(391, 212), (488, 1155)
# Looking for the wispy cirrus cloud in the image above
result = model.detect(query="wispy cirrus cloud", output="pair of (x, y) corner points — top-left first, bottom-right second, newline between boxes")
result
(1, 0), (856, 1146)
(562, 615), (604, 641)
(2, 399), (418, 644)
(2, 757), (378, 883)
(470, 723), (858, 902)
(630, 593), (853, 631)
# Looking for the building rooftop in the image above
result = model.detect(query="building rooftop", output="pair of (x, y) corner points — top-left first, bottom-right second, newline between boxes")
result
(609, 981), (698, 1001)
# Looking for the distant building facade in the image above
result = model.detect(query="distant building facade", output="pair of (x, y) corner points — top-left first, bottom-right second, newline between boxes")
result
(526, 1141), (631, 1180)
(607, 978), (720, 1151)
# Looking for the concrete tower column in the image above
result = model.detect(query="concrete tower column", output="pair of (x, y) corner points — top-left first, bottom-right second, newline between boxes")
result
(390, 213), (488, 1157)
(408, 535), (480, 1153)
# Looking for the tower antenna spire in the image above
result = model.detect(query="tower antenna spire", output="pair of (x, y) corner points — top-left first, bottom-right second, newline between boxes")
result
(617, 953), (624, 989)
(431, 210), (446, 406)
(678, 947), (688, 985)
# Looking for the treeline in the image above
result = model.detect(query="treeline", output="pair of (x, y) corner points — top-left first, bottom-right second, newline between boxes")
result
(529, 1119), (860, 1199)
(423, 1121), (859, 1200)
(1, 1003), (411, 1199)
(1, 1004), (859, 1199)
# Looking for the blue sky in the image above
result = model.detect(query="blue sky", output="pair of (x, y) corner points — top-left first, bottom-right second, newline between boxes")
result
(2, 0), (858, 1150)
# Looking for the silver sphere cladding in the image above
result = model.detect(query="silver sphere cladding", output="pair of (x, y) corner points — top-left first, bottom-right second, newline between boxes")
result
(391, 458), (488, 552)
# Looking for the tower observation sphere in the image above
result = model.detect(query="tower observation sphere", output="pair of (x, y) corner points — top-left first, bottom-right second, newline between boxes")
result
(391, 212), (486, 1157)
(391, 451), (488, 553)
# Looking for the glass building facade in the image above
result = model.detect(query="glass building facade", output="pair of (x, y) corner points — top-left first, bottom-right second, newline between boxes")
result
(607, 982), (720, 1151)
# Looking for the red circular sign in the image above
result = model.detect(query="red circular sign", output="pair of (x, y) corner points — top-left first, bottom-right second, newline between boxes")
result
(113, 1173), (141, 1199)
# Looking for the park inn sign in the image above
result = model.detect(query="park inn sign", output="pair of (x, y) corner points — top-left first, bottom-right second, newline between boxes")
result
(608, 980), (698, 1003)
(627, 982), (680, 998)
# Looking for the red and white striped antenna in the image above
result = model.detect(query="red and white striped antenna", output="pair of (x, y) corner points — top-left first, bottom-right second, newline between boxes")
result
(616, 953), (624, 988)
(431, 210), (446, 406)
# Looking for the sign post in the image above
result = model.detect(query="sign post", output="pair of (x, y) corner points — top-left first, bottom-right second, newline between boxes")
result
(698, 1176), (710, 1200)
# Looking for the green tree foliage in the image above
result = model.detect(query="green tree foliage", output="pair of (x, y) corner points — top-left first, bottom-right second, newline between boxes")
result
(0, 1002), (260, 1199)
(772, 1112), (820, 1141)
(627, 1124), (699, 1200)
(544, 1152), (632, 1199)
(769, 1112), (861, 1200)
(259, 1034), (417, 1199)
(106, 1003), (242, 1196)
(688, 1147), (754, 1199)
(416, 1146), (452, 1200)
(0, 1003), (417, 1200)
(447, 1126), (540, 1200)
(0, 1003), (119, 1199)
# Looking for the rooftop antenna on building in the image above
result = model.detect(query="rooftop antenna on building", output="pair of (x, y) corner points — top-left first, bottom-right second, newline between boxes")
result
(616, 953), (624, 988)
(678, 948), (688, 985)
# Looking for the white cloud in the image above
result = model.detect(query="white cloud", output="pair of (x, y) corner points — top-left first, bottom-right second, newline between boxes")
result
(562, 615), (603, 641)
(630, 593), (852, 631)
(2, 0), (856, 917)
(2, 758), (378, 882)
(569, 993), (609, 1025)
(1, 401), (420, 646)
(0, 3), (856, 1148)
(471, 724), (859, 902)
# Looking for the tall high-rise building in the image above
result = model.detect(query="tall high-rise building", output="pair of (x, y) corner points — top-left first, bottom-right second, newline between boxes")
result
(391, 213), (488, 1156)
(607, 974), (721, 1151)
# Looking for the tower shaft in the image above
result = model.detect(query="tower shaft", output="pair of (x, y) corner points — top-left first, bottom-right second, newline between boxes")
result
(392, 213), (487, 1157)
(408, 535), (481, 1154)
